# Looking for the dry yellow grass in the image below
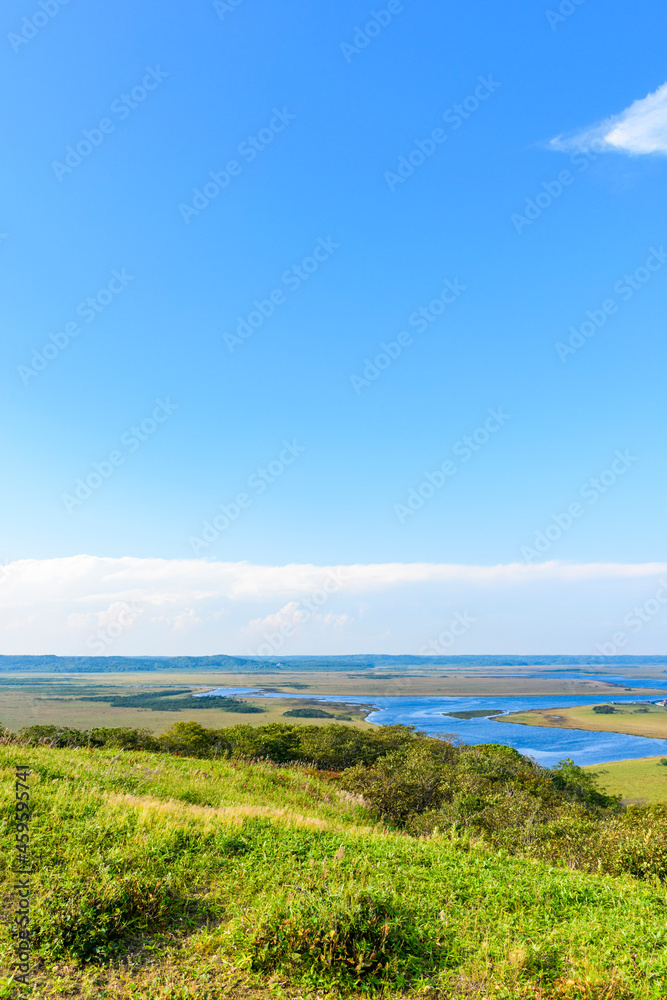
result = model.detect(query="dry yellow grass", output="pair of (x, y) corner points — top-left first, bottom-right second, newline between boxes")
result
(105, 790), (334, 830)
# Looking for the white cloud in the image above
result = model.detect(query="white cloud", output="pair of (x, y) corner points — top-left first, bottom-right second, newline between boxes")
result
(245, 601), (306, 637)
(551, 82), (667, 155)
(1, 555), (666, 655)
(172, 609), (204, 631)
(322, 613), (351, 630)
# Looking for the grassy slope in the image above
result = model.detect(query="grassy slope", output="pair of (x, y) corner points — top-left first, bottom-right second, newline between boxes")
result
(586, 756), (667, 804)
(499, 703), (667, 739)
(2, 748), (667, 999)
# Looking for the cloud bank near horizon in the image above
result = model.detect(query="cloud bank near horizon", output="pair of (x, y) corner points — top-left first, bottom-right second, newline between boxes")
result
(1, 555), (666, 657)
(551, 82), (667, 155)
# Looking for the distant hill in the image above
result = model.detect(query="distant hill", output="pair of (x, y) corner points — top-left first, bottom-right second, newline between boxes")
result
(0, 653), (665, 673)
(259, 654), (667, 668)
(0, 654), (259, 672)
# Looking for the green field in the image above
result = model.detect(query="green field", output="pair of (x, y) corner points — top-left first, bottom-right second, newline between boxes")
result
(586, 755), (667, 804)
(3, 723), (667, 998)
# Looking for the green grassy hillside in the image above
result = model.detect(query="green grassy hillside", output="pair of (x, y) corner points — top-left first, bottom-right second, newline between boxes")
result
(586, 755), (667, 803)
(2, 726), (667, 998)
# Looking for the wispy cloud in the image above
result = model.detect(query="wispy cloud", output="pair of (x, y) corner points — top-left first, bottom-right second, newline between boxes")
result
(1, 556), (667, 655)
(551, 82), (667, 155)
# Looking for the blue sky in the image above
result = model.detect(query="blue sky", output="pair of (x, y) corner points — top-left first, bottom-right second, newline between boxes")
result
(1, 0), (667, 654)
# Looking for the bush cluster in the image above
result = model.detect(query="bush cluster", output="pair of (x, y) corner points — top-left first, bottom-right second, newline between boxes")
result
(6, 720), (417, 768)
(249, 888), (442, 989)
(34, 870), (188, 963)
(282, 707), (334, 718)
(82, 690), (265, 713)
(340, 739), (615, 823)
(339, 738), (667, 881)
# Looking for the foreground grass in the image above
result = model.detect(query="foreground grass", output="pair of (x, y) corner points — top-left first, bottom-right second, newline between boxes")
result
(499, 703), (667, 740)
(586, 756), (667, 804)
(2, 747), (667, 998)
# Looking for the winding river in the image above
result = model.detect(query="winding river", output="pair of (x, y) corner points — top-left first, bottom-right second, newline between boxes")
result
(199, 675), (667, 767)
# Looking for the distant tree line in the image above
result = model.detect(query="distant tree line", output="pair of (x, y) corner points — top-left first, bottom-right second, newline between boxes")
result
(1, 653), (666, 672)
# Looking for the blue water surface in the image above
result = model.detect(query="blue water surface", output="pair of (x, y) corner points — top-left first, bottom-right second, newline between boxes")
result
(198, 680), (667, 767)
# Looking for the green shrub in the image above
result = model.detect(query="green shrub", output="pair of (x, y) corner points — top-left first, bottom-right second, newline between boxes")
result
(33, 871), (187, 962)
(88, 726), (161, 751)
(282, 708), (334, 718)
(214, 722), (306, 762)
(297, 723), (417, 770)
(592, 704), (616, 714)
(343, 741), (454, 823)
(247, 888), (445, 989)
(17, 724), (89, 747)
(159, 720), (216, 757)
(549, 757), (618, 808)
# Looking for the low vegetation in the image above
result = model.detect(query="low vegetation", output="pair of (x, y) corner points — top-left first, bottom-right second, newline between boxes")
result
(2, 721), (667, 998)
(80, 690), (265, 713)
(282, 707), (335, 718)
